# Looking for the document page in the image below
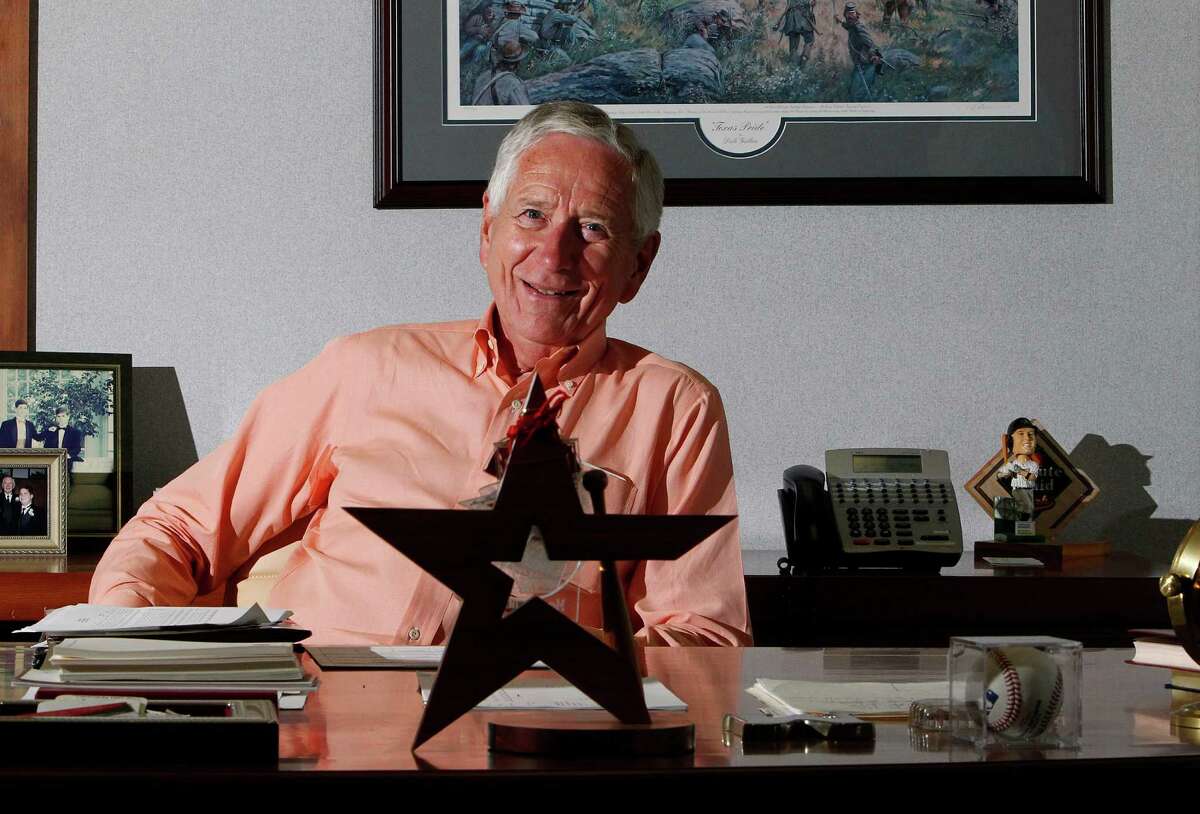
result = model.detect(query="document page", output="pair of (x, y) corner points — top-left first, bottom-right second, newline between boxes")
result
(16, 603), (292, 635)
(749, 678), (948, 718)
(417, 673), (686, 710)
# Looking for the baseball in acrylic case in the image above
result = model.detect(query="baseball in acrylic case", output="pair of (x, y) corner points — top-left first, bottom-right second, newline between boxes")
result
(949, 635), (1081, 750)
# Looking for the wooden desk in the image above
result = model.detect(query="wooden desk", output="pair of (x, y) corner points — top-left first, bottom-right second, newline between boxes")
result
(0, 548), (1171, 646)
(744, 550), (1170, 647)
(0, 645), (1196, 793)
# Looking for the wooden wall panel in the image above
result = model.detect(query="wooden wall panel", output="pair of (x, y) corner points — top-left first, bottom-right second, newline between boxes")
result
(0, 0), (32, 351)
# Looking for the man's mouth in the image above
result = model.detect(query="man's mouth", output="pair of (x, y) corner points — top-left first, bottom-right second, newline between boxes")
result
(522, 279), (581, 298)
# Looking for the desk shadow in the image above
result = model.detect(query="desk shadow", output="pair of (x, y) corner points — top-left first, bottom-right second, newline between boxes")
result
(1057, 433), (1196, 564)
(131, 367), (199, 512)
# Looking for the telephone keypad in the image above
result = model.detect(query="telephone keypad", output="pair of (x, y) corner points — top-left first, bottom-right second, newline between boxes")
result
(833, 476), (958, 550)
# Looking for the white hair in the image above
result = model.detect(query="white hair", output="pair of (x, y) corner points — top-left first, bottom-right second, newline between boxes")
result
(485, 101), (664, 241)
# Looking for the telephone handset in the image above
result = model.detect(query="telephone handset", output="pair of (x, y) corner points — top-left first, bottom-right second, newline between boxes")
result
(777, 448), (964, 574)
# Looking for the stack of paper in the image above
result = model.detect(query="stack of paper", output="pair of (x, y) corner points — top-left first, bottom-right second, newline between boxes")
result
(17, 637), (316, 694)
(15, 603), (306, 641)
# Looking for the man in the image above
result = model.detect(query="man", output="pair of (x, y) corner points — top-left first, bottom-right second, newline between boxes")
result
(42, 407), (85, 465)
(834, 3), (882, 101)
(15, 486), (45, 536)
(774, 0), (816, 65)
(0, 400), (39, 449)
(683, 16), (713, 52)
(91, 101), (751, 648)
(882, 0), (914, 25)
(491, 2), (539, 53)
(0, 476), (17, 533)
(461, 2), (497, 65)
(472, 38), (531, 106)
(538, 0), (579, 51)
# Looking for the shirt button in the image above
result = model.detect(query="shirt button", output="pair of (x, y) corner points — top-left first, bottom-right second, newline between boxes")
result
(407, 627), (421, 641)
(563, 380), (576, 392)
(510, 400), (521, 412)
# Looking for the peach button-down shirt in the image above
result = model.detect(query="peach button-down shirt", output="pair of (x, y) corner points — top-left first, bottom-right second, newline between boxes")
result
(90, 307), (751, 646)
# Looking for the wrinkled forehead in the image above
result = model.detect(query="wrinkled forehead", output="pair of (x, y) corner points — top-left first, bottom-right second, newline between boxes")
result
(514, 134), (636, 213)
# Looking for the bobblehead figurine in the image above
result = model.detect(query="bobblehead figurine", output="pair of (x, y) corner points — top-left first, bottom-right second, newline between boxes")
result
(965, 417), (1099, 548)
(996, 417), (1041, 537)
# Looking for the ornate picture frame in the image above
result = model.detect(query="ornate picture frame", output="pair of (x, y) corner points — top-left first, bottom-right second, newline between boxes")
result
(375, 0), (1108, 208)
(0, 449), (68, 555)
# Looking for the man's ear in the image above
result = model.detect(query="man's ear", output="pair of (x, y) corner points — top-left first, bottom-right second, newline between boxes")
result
(479, 191), (494, 267)
(619, 231), (660, 304)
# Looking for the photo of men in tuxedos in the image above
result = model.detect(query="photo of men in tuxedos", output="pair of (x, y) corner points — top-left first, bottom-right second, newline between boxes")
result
(15, 486), (46, 536)
(0, 400), (39, 448)
(42, 407), (84, 467)
(0, 476), (17, 533)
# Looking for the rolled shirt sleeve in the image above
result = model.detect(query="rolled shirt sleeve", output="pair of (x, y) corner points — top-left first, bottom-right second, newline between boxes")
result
(632, 381), (751, 646)
(89, 337), (355, 606)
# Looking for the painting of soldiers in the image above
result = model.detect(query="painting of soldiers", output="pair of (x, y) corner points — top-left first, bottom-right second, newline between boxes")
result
(452, 0), (1023, 108)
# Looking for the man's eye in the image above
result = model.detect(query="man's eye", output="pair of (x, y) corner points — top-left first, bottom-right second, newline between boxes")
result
(520, 208), (544, 221)
(581, 223), (608, 239)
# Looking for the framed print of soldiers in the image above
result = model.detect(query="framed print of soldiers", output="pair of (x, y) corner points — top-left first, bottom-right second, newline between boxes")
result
(90, 101), (752, 648)
(774, 0), (816, 66)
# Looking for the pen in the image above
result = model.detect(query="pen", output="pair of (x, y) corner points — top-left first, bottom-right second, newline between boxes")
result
(1165, 683), (1200, 694)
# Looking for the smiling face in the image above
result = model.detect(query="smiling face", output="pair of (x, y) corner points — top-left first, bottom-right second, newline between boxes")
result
(18, 487), (31, 507)
(480, 133), (659, 371)
(1011, 427), (1037, 458)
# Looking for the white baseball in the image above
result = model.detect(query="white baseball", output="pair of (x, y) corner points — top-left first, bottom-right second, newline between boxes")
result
(984, 646), (1064, 740)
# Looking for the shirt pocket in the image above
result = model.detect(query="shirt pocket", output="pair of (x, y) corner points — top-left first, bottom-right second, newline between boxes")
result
(577, 462), (638, 515)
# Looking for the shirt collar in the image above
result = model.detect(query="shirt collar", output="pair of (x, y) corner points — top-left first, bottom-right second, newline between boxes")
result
(470, 302), (607, 387)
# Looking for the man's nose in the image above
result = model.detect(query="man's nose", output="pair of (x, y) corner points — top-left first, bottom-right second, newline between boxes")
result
(537, 219), (585, 273)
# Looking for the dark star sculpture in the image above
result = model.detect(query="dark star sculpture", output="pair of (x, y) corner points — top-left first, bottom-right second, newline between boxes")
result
(347, 377), (734, 751)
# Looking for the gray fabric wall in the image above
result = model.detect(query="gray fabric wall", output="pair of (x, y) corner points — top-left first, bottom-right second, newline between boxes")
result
(35, 2), (1200, 555)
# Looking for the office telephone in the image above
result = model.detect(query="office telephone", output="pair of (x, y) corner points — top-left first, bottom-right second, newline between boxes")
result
(777, 448), (963, 573)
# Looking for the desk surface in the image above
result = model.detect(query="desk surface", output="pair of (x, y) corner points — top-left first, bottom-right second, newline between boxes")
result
(0, 550), (1170, 645)
(1, 645), (1195, 790)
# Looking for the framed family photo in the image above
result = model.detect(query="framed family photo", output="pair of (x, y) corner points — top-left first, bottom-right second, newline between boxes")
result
(0, 449), (68, 555)
(0, 352), (132, 541)
(375, 0), (1107, 207)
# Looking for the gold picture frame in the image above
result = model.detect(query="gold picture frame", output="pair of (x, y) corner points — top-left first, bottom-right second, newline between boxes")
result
(0, 448), (68, 555)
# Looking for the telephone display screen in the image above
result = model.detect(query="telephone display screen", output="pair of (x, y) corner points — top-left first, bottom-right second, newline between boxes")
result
(852, 454), (922, 474)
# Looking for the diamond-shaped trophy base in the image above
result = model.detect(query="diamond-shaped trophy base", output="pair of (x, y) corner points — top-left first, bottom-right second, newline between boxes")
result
(488, 718), (694, 756)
